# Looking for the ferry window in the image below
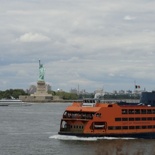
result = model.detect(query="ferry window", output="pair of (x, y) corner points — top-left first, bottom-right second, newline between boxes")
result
(135, 109), (140, 114)
(115, 118), (121, 121)
(147, 117), (152, 121)
(67, 112), (71, 118)
(122, 126), (128, 129)
(142, 117), (146, 121)
(108, 126), (114, 130)
(153, 117), (155, 120)
(148, 126), (152, 129)
(153, 126), (155, 129)
(115, 126), (121, 130)
(63, 111), (67, 116)
(94, 122), (105, 130)
(141, 109), (146, 114)
(129, 118), (134, 121)
(147, 109), (152, 114)
(129, 109), (134, 114)
(122, 118), (128, 121)
(122, 109), (128, 114)
(142, 126), (146, 129)
(136, 126), (140, 129)
(96, 113), (101, 117)
(81, 113), (94, 119)
(135, 117), (140, 121)
(153, 110), (155, 114)
(129, 126), (134, 129)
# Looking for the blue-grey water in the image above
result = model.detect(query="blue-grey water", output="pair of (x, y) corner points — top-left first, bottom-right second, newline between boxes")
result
(0, 103), (155, 155)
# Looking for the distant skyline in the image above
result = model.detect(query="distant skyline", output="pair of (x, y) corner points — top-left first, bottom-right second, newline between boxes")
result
(1, 0), (155, 92)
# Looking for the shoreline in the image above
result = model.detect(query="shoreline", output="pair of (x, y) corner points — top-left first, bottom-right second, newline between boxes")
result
(23, 99), (140, 103)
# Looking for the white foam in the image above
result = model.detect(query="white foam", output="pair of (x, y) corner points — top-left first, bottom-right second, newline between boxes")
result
(101, 137), (135, 140)
(49, 135), (98, 141)
(49, 135), (135, 141)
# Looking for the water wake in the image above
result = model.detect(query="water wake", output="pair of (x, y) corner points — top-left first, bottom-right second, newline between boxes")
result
(49, 135), (135, 141)
(49, 135), (98, 141)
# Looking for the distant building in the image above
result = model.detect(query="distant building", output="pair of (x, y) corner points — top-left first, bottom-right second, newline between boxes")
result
(70, 88), (89, 95)
(57, 88), (64, 92)
(118, 90), (125, 94)
(70, 88), (78, 94)
(126, 90), (132, 94)
(79, 89), (88, 94)
(94, 89), (104, 99)
(46, 84), (52, 92)
(28, 85), (37, 94)
(134, 90), (142, 95)
(113, 90), (118, 94)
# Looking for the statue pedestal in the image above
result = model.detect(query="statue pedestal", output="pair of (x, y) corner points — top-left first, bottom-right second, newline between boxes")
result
(30, 80), (53, 102)
(35, 81), (47, 95)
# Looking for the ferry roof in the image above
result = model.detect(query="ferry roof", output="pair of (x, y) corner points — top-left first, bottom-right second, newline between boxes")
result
(65, 102), (111, 112)
(66, 101), (155, 112)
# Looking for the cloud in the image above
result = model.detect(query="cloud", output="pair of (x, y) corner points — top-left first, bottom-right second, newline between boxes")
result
(18, 32), (51, 42)
(1, 0), (155, 92)
(124, 15), (136, 21)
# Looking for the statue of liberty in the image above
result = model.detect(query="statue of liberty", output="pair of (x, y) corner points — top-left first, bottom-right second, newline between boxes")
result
(38, 60), (45, 81)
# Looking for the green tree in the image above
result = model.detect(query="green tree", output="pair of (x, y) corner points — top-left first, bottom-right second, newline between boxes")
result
(0, 89), (27, 99)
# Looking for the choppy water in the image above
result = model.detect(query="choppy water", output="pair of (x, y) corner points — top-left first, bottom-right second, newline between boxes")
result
(0, 103), (155, 155)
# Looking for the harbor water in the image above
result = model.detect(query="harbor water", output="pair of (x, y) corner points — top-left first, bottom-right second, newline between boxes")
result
(0, 102), (155, 155)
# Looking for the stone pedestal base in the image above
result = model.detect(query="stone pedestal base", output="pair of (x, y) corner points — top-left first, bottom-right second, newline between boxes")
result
(32, 81), (48, 96)
(37, 81), (46, 94)
(19, 80), (53, 102)
(30, 80), (53, 101)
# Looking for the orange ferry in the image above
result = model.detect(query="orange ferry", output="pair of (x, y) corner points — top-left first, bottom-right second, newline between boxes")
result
(58, 92), (155, 138)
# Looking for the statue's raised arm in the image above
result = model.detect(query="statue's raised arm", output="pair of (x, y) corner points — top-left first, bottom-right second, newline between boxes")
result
(38, 60), (45, 81)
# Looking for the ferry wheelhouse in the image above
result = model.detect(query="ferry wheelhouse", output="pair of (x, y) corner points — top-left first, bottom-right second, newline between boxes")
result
(58, 92), (155, 139)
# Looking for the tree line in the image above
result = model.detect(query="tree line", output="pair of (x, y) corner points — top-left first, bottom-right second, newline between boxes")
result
(0, 89), (27, 99)
(0, 89), (140, 100)
(51, 91), (140, 100)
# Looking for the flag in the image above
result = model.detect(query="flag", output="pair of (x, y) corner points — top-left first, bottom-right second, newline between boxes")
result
(135, 85), (140, 89)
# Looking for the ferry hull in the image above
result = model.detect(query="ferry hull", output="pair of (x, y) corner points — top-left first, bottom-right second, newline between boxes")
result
(58, 132), (155, 139)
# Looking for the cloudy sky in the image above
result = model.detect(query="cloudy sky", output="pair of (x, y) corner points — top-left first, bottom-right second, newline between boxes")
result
(1, 0), (155, 92)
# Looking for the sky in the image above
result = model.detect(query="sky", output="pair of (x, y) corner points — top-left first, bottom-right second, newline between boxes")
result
(1, 0), (155, 93)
